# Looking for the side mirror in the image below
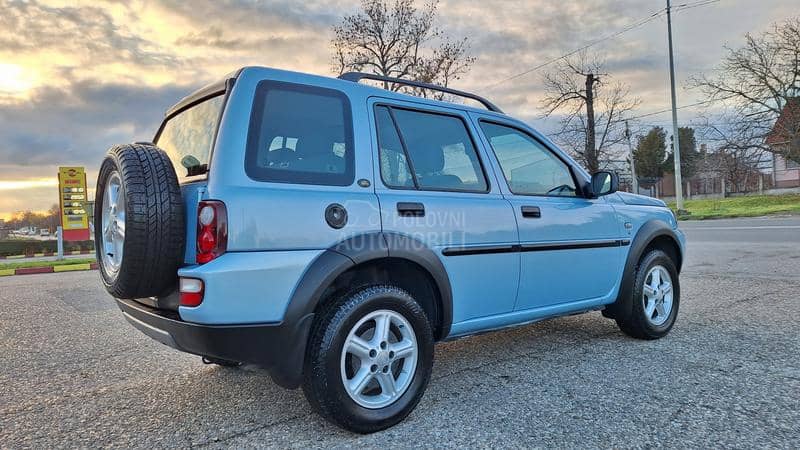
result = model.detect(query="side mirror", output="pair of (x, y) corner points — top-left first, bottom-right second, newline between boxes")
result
(591, 171), (619, 197)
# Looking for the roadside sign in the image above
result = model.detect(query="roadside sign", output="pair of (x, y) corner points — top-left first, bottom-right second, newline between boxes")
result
(58, 166), (90, 241)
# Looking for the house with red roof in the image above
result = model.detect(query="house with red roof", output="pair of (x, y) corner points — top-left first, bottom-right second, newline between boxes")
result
(768, 98), (800, 188)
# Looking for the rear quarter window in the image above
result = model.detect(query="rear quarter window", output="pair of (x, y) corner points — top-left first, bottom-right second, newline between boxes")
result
(155, 94), (224, 182)
(245, 81), (354, 186)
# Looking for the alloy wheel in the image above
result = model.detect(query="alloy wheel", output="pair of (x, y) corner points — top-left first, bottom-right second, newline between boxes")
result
(101, 171), (125, 275)
(642, 265), (674, 326)
(340, 309), (418, 409)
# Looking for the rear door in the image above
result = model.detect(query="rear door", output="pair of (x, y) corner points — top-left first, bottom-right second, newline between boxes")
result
(215, 78), (382, 254)
(369, 98), (519, 328)
(474, 117), (626, 311)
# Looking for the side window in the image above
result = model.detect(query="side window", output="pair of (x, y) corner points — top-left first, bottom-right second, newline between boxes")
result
(156, 94), (224, 181)
(479, 122), (577, 197)
(375, 106), (414, 188)
(375, 106), (488, 192)
(245, 81), (354, 186)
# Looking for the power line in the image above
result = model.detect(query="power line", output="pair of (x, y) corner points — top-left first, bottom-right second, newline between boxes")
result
(484, 7), (667, 90)
(484, 0), (722, 91)
(627, 95), (737, 121)
(673, 0), (721, 12)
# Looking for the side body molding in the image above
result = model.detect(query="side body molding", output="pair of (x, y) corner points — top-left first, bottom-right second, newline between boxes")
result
(274, 232), (453, 388)
(604, 219), (683, 321)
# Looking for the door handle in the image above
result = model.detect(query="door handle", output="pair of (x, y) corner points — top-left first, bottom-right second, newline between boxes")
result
(397, 202), (425, 217)
(521, 206), (541, 218)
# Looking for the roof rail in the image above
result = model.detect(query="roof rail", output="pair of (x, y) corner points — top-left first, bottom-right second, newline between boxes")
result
(338, 72), (504, 113)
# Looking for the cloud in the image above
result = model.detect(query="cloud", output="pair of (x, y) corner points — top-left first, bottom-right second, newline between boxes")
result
(0, 78), (192, 171)
(157, 0), (347, 31)
(175, 26), (245, 49)
(0, 0), (177, 67)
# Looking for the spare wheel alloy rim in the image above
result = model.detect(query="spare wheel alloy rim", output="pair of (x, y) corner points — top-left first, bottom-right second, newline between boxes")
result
(101, 171), (125, 275)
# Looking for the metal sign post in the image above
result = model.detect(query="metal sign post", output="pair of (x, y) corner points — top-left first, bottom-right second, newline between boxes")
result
(56, 226), (64, 261)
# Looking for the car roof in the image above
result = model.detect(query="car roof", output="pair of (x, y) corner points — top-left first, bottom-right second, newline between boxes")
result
(166, 66), (509, 120)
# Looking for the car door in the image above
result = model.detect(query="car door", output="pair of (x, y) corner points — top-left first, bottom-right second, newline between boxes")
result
(369, 98), (520, 327)
(474, 117), (626, 311)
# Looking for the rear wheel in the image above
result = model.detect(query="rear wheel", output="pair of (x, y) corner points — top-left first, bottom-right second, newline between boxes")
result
(302, 285), (434, 433)
(615, 249), (680, 339)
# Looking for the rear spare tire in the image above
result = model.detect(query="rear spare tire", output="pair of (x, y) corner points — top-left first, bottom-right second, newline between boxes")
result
(94, 143), (185, 299)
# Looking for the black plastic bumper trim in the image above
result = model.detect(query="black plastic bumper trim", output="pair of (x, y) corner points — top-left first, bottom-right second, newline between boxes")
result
(115, 298), (311, 389)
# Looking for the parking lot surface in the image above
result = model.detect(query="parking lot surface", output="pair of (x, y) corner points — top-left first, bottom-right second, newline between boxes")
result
(1, 216), (799, 448)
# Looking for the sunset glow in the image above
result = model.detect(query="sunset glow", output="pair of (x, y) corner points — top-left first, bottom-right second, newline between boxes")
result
(0, 179), (59, 191)
(0, 63), (35, 95)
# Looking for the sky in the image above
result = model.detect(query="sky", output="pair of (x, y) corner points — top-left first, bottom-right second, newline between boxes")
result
(0, 0), (797, 220)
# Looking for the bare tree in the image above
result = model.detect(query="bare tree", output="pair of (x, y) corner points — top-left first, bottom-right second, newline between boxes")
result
(690, 18), (800, 165)
(541, 53), (640, 173)
(332, 0), (474, 92)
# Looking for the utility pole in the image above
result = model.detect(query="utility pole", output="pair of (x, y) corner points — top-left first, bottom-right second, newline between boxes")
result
(666, 0), (684, 209)
(625, 121), (639, 194)
(585, 73), (599, 173)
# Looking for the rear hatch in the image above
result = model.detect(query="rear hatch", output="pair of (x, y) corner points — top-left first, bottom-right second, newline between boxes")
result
(150, 88), (228, 307)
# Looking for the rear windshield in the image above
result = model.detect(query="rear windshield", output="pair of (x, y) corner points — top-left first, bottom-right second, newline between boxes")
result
(244, 81), (354, 186)
(155, 94), (225, 182)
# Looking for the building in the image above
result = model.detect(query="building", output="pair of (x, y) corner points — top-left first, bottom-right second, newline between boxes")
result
(767, 98), (800, 188)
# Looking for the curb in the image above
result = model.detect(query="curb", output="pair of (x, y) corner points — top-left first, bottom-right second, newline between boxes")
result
(0, 262), (98, 277)
(0, 250), (93, 260)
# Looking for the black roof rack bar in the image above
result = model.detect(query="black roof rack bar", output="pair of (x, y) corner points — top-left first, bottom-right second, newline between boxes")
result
(338, 72), (503, 113)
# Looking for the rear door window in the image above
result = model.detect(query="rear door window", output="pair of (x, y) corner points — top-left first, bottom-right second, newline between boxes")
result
(156, 94), (224, 182)
(245, 81), (354, 186)
(375, 106), (488, 192)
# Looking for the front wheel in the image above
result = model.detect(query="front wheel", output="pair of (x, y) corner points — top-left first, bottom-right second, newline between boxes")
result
(302, 285), (434, 433)
(615, 249), (680, 339)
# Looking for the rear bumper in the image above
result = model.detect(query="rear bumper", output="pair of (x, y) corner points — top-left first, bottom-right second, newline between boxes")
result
(115, 298), (313, 388)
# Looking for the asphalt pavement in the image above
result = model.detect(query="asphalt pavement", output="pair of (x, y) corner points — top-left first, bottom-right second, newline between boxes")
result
(1, 216), (798, 448)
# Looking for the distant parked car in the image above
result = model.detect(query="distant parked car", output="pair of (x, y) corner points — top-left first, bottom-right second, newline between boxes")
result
(95, 66), (685, 433)
(39, 229), (50, 237)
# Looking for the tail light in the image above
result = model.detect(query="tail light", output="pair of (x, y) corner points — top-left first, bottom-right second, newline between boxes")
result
(196, 200), (227, 264)
(179, 277), (204, 307)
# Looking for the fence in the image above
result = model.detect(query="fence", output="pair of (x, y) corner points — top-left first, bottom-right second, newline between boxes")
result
(631, 170), (800, 201)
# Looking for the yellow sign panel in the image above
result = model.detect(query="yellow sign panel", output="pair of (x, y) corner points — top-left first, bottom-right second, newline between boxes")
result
(58, 167), (89, 233)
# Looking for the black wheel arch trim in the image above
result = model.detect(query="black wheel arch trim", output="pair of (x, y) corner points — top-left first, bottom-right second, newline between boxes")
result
(605, 219), (683, 321)
(275, 232), (453, 389)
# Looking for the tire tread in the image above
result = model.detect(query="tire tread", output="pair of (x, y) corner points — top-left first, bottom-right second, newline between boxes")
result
(302, 285), (433, 434)
(95, 143), (185, 299)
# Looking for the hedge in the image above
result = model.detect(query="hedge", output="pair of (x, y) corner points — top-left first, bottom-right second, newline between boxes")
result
(0, 239), (94, 257)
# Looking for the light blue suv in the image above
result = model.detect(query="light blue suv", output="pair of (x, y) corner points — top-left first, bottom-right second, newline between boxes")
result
(95, 66), (685, 433)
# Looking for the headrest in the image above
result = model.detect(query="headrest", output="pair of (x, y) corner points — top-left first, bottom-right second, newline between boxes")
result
(411, 147), (444, 175)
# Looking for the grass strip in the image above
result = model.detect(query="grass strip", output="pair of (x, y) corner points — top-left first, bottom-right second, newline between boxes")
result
(0, 257), (96, 271)
(669, 194), (800, 220)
